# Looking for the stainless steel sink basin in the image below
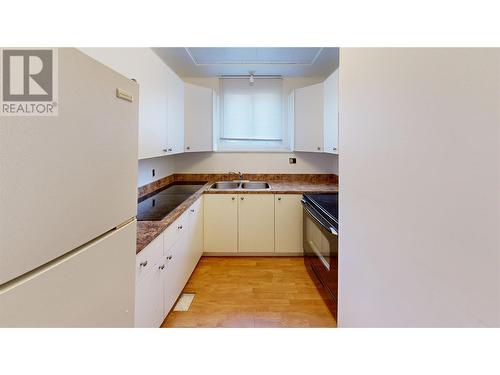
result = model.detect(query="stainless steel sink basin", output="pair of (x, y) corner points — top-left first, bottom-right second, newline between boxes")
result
(210, 181), (241, 189)
(241, 182), (270, 190)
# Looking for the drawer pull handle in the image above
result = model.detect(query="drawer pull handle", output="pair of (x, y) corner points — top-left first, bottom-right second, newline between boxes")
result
(178, 225), (183, 229)
(139, 261), (148, 267)
(159, 264), (165, 270)
(190, 209), (195, 212)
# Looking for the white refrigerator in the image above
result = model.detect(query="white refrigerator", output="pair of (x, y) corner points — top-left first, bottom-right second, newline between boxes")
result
(0, 48), (139, 327)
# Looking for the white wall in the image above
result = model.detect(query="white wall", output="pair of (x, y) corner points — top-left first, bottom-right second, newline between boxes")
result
(339, 48), (500, 327)
(137, 155), (176, 187)
(173, 151), (337, 174)
(182, 76), (339, 175)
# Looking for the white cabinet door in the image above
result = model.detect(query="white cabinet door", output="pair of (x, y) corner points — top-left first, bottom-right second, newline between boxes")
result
(323, 69), (339, 154)
(135, 233), (163, 283)
(166, 70), (185, 155)
(238, 194), (275, 253)
(204, 194), (238, 252)
(184, 83), (214, 152)
(135, 260), (165, 328)
(187, 197), (204, 272)
(163, 230), (189, 315)
(294, 82), (324, 152)
(275, 195), (304, 254)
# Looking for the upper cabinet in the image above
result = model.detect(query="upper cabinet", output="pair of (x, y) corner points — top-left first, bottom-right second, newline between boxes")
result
(184, 83), (214, 153)
(79, 48), (185, 160)
(293, 69), (339, 154)
(165, 70), (185, 156)
(294, 82), (324, 152)
(323, 69), (339, 154)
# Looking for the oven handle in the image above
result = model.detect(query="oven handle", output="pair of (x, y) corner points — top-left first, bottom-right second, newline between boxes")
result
(301, 199), (338, 236)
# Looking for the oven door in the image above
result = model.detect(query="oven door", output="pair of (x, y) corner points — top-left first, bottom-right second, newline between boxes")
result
(302, 199), (338, 312)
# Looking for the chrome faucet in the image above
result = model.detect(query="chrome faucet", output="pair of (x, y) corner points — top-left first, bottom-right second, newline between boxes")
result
(228, 171), (243, 180)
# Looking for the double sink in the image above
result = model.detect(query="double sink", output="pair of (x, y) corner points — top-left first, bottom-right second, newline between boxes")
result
(210, 181), (270, 190)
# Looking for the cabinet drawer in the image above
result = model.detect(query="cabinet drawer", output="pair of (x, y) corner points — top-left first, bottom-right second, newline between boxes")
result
(163, 211), (188, 253)
(136, 233), (163, 282)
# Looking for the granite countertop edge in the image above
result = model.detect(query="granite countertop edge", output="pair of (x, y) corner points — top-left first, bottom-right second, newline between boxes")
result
(136, 180), (338, 254)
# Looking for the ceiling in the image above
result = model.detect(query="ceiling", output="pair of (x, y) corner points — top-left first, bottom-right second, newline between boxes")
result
(152, 47), (339, 78)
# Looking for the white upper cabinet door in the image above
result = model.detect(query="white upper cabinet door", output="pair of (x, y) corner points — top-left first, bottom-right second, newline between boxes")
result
(166, 70), (185, 155)
(275, 195), (304, 254)
(204, 194), (238, 253)
(323, 69), (339, 154)
(79, 48), (168, 160)
(238, 194), (275, 253)
(294, 82), (324, 152)
(184, 83), (214, 152)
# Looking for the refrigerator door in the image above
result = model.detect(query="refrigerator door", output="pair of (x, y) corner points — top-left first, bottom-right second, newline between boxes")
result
(0, 48), (139, 284)
(0, 220), (136, 327)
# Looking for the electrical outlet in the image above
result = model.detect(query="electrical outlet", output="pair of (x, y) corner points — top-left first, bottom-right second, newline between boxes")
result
(289, 157), (297, 164)
(152, 169), (155, 177)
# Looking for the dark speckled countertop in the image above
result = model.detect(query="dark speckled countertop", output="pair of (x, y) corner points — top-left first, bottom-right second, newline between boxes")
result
(136, 175), (338, 254)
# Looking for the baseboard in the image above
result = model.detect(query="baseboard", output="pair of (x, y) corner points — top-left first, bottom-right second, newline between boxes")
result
(202, 252), (304, 257)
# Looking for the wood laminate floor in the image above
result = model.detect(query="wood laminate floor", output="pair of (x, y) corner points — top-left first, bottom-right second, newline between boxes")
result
(161, 256), (337, 328)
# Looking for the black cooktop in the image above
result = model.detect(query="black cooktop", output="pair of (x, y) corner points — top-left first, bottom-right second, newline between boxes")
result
(137, 182), (206, 221)
(303, 193), (339, 225)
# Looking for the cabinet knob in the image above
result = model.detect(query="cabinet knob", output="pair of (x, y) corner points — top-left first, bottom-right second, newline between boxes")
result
(278, 197), (282, 201)
(231, 197), (235, 201)
(190, 209), (195, 212)
(186, 146), (191, 150)
(332, 147), (337, 151)
(159, 264), (165, 270)
(167, 255), (173, 260)
(139, 260), (148, 267)
(240, 197), (244, 201)
(168, 148), (173, 152)
(178, 225), (183, 229)
(162, 149), (168, 152)
(317, 146), (321, 151)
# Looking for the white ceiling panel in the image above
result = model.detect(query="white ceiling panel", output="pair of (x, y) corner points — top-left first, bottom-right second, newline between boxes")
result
(153, 47), (339, 77)
(186, 47), (322, 65)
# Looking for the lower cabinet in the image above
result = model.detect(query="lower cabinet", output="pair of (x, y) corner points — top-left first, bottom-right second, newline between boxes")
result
(203, 193), (303, 254)
(204, 194), (238, 252)
(187, 197), (204, 272)
(135, 197), (203, 328)
(275, 195), (303, 253)
(238, 194), (275, 253)
(135, 256), (165, 328)
(163, 231), (189, 315)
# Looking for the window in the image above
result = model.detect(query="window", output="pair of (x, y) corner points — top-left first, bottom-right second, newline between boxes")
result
(218, 77), (288, 151)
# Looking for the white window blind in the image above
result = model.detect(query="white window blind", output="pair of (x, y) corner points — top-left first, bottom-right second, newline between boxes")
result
(220, 78), (283, 142)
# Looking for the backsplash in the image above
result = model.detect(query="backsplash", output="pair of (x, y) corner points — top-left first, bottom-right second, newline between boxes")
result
(138, 173), (338, 199)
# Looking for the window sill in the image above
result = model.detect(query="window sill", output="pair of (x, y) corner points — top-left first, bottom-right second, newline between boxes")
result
(214, 149), (294, 153)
